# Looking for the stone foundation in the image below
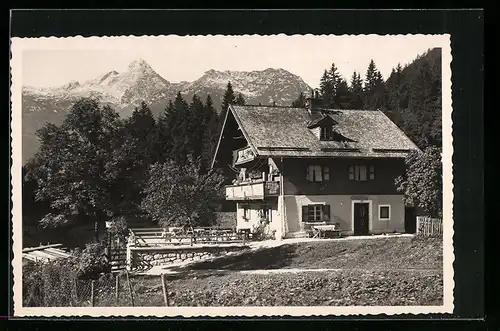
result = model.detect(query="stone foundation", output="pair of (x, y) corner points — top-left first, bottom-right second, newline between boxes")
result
(128, 244), (248, 270)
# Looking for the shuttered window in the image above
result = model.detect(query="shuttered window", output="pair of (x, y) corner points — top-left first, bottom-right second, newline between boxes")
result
(302, 204), (330, 222)
(306, 165), (330, 182)
(348, 165), (375, 181)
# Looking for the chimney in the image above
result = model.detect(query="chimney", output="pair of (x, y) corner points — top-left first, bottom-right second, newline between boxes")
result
(306, 88), (322, 114)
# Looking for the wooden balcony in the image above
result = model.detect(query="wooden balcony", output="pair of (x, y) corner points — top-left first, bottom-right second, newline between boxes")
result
(225, 180), (280, 200)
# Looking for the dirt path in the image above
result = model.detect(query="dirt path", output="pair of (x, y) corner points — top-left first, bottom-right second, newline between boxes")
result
(236, 267), (442, 275)
(144, 266), (441, 277)
(247, 233), (415, 250)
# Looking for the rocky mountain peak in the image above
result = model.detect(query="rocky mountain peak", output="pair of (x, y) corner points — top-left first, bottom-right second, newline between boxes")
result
(22, 63), (312, 164)
(128, 59), (153, 72)
(62, 80), (81, 90)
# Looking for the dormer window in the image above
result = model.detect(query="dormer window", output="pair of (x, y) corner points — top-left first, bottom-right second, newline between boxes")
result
(320, 126), (333, 140)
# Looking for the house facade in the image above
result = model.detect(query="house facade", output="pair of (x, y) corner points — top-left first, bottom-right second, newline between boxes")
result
(212, 92), (420, 239)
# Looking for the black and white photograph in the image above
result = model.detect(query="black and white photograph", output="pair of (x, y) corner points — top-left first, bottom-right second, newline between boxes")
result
(10, 33), (453, 317)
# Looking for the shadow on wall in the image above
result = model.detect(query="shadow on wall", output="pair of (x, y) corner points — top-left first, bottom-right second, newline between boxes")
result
(285, 199), (300, 233)
(180, 244), (298, 271)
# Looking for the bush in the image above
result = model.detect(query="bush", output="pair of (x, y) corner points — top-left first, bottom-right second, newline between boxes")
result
(251, 218), (276, 241)
(23, 259), (78, 307)
(107, 215), (129, 243)
(22, 242), (112, 306)
(71, 242), (111, 280)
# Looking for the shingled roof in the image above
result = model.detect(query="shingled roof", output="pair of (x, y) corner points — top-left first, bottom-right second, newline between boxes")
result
(228, 105), (420, 159)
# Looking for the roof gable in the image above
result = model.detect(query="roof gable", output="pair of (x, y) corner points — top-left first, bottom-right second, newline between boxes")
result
(307, 115), (338, 129)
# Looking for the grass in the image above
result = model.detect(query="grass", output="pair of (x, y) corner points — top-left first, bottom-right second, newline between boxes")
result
(120, 236), (444, 307)
(186, 236), (443, 271)
(127, 269), (442, 307)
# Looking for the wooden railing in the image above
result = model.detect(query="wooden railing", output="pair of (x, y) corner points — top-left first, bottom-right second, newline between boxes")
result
(128, 227), (247, 247)
(416, 216), (443, 237)
(225, 180), (280, 200)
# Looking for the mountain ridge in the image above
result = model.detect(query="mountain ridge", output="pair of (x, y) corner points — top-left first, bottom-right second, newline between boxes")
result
(22, 59), (312, 165)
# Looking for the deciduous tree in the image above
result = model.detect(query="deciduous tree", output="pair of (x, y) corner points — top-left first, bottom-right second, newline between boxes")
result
(395, 147), (442, 217)
(141, 157), (225, 228)
(25, 98), (124, 232)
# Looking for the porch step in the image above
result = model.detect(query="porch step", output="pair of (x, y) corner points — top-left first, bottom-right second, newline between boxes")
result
(285, 231), (309, 239)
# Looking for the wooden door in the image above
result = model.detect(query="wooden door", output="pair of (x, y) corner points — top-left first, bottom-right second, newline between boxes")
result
(353, 202), (370, 235)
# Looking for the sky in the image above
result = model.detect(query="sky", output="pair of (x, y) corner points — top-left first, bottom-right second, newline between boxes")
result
(20, 35), (446, 89)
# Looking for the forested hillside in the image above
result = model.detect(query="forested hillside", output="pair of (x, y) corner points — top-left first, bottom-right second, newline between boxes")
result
(292, 48), (442, 149)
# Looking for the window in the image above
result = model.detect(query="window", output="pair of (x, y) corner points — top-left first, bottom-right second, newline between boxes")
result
(302, 204), (330, 222)
(320, 126), (332, 140)
(306, 165), (330, 182)
(349, 165), (375, 181)
(323, 166), (330, 181)
(379, 205), (391, 220)
(368, 165), (375, 180)
(243, 206), (249, 221)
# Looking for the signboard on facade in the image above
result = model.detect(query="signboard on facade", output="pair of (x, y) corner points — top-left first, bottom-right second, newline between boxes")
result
(235, 147), (255, 164)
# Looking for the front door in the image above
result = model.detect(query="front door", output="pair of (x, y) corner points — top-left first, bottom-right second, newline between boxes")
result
(353, 202), (370, 235)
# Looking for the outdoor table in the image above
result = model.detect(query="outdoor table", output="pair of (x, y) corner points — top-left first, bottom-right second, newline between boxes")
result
(311, 224), (341, 239)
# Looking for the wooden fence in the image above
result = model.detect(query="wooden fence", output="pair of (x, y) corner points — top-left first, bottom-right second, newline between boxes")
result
(416, 216), (443, 237)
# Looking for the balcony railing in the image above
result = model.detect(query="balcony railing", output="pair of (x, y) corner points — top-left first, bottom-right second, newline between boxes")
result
(225, 180), (280, 200)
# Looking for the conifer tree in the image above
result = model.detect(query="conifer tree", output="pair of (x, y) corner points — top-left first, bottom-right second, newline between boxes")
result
(201, 95), (219, 170)
(385, 63), (404, 122)
(156, 100), (175, 163)
(121, 101), (158, 210)
(235, 93), (246, 106)
(221, 81), (236, 114)
(334, 78), (352, 109)
(319, 63), (344, 108)
(363, 59), (386, 110)
(319, 70), (333, 106)
(159, 92), (191, 164)
(291, 92), (307, 108)
(348, 71), (364, 109)
(188, 94), (205, 159)
(219, 81), (236, 138)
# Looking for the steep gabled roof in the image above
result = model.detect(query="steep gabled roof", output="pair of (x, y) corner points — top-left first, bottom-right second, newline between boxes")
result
(228, 105), (420, 158)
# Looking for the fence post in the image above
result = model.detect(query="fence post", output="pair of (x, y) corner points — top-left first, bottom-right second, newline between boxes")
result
(90, 280), (95, 307)
(115, 273), (119, 304)
(73, 278), (78, 302)
(161, 273), (170, 307)
(125, 270), (135, 307)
